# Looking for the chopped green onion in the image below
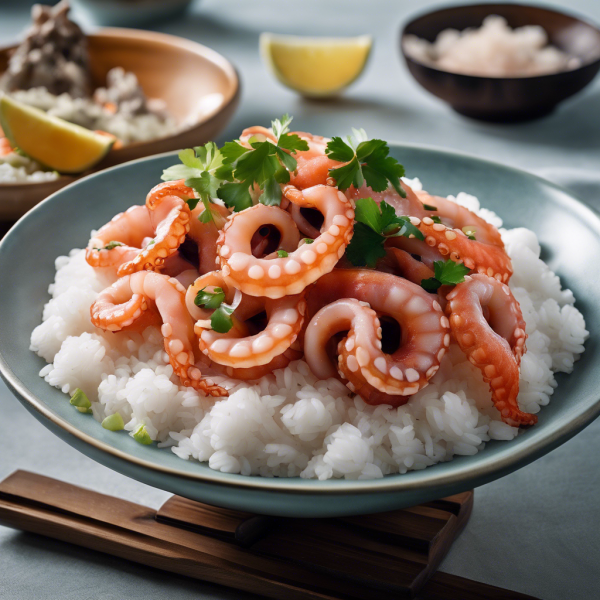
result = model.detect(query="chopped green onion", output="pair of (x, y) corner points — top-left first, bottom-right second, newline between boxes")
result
(423, 204), (438, 211)
(102, 413), (125, 431)
(133, 424), (153, 445)
(70, 388), (91, 409)
(77, 407), (93, 414)
(277, 250), (288, 258)
(302, 238), (314, 244)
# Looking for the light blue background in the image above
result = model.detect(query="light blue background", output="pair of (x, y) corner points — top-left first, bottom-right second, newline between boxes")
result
(1, 1), (599, 598)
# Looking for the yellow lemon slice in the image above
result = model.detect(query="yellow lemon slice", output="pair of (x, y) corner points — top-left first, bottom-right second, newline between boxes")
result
(0, 95), (114, 174)
(260, 33), (372, 97)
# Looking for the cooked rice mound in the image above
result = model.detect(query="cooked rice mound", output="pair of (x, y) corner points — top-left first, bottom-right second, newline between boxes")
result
(30, 184), (588, 479)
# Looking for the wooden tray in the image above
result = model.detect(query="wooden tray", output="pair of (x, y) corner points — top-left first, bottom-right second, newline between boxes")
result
(0, 471), (539, 599)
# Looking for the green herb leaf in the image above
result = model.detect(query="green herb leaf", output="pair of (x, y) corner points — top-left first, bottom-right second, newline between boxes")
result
(275, 146), (298, 173)
(211, 305), (234, 333)
(433, 259), (471, 286)
(302, 238), (314, 244)
(468, 233), (476, 240)
(194, 286), (225, 310)
(77, 407), (93, 414)
(102, 241), (123, 251)
(431, 215), (442, 224)
(271, 114), (293, 140)
(421, 277), (441, 292)
(260, 176), (282, 206)
(70, 388), (91, 409)
(277, 133), (309, 153)
(325, 136), (356, 162)
(345, 222), (387, 267)
(277, 250), (288, 258)
(420, 259), (471, 292)
(423, 203), (437, 211)
(326, 134), (406, 196)
(221, 140), (250, 164)
(133, 424), (153, 445)
(217, 182), (253, 212)
(102, 413), (125, 431)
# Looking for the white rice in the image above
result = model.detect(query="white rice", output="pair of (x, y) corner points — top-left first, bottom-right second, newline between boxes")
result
(0, 150), (59, 183)
(30, 183), (589, 479)
(403, 15), (581, 78)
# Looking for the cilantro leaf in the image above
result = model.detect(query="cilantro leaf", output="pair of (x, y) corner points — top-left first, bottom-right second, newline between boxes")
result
(325, 136), (356, 162)
(275, 146), (298, 172)
(326, 134), (406, 197)
(271, 114), (293, 140)
(161, 163), (197, 182)
(278, 133), (309, 153)
(433, 259), (470, 286)
(221, 141), (250, 164)
(346, 222), (387, 267)
(354, 196), (385, 232)
(421, 277), (441, 292)
(260, 177), (282, 206)
(234, 142), (276, 184)
(211, 305), (234, 333)
(328, 156), (364, 190)
(195, 287), (225, 310)
(217, 182), (253, 212)
(420, 260), (470, 292)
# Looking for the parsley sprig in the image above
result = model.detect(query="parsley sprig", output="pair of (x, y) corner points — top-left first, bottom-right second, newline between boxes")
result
(346, 197), (425, 267)
(161, 142), (224, 223)
(216, 114), (308, 211)
(325, 129), (406, 197)
(421, 260), (470, 292)
(161, 115), (308, 216)
(194, 287), (235, 333)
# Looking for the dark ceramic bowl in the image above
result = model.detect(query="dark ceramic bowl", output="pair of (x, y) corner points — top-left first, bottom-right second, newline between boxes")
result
(400, 3), (600, 122)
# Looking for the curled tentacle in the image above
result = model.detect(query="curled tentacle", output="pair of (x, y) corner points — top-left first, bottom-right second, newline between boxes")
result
(287, 202), (322, 239)
(386, 215), (513, 284)
(305, 270), (450, 404)
(90, 271), (226, 396)
(217, 184), (354, 299)
(446, 274), (534, 426)
(86, 205), (153, 270)
(190, 272), (306, 373)
(416, 191), (504, 248)
(117, 180), (193, 276)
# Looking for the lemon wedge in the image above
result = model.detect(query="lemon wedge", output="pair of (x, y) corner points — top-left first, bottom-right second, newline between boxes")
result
(260, 33), (372, 97)
(0, 95), (114, 174)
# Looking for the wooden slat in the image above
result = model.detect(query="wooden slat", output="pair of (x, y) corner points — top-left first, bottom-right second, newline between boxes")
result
(0, 471), (540, 600)
(156, 495), (272, 547)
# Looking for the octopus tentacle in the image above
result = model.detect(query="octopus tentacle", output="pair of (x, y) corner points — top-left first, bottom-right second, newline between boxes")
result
(195, 292), (307, 369)
(418, 216), (513, 282)
(86, 205), (153, 270)
(217, 184), (354, 299)
(117, 180), (193, 276)
(305, 270), (450, 404)
(90, 271), (226, 396)
(416, 191), (504, 248)
(446, 274), (534, 426)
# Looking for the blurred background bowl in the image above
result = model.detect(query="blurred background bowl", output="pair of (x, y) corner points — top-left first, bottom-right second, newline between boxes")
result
(400, 3), (600, 122)
(70, 0), (193, 27)
(0, 28), (239, 220)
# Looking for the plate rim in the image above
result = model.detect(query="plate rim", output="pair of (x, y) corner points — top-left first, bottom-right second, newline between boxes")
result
(1, 142), (598, 495)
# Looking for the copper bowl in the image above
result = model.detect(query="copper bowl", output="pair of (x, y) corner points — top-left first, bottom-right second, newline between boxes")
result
(400, 3), (600, 122)
(0, 28), (240, 220)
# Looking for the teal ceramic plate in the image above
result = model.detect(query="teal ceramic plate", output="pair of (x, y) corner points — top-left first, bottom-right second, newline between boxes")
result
(0, 146), (598, 517)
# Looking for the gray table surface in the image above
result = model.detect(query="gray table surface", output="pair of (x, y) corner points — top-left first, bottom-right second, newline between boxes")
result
(1, 1), (600, 598)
